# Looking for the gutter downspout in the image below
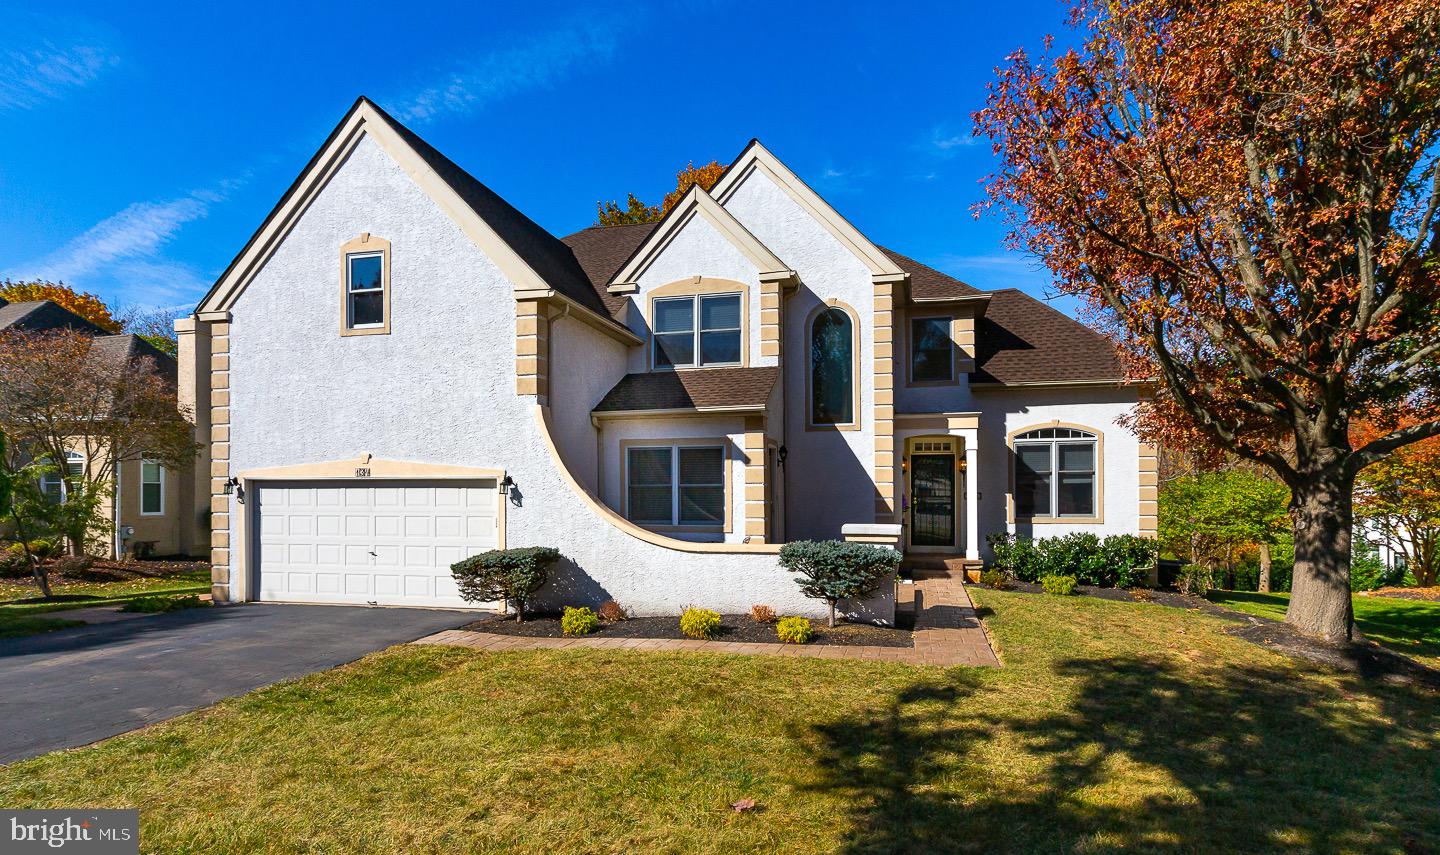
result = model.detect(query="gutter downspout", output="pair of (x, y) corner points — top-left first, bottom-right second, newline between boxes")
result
(112, 455), (122, 559)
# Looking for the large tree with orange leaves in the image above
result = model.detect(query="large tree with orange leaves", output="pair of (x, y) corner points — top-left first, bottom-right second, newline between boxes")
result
(976, 0), (1440, 641)
(1354, 420), (1440, 587)
(0, 280), (120, 332)
(595, 161), (727, 226)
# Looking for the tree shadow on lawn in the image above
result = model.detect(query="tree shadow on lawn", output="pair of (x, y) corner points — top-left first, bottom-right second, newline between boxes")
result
(798, 656), (1440, 854)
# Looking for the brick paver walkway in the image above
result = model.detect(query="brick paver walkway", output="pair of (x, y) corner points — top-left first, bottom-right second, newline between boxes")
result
(414, 576), (999, 667)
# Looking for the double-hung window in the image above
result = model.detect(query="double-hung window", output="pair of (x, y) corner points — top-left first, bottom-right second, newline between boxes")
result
(652, 293), (742, 368)
(346, 253), (385, 329)
(910, 316), (954, 383)
(1014, 427), (1098, 518)
(140, 458), (164, 516)
(626, 444), (726, 528)
(40, 452), (84, 503)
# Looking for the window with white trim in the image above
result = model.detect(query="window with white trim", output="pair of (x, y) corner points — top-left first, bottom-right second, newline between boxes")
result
(626, 445), (725, 527)
(910, 316), (954, 382)
(1014, 427), (1098, 518)
(345, 252), (386, 329)
(140, 457), (164, 516)
(652, 293), (741, 368)
(40, 452), (84, 503)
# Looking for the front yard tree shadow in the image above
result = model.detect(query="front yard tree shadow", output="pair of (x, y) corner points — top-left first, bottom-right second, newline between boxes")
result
(799, 656), (1439, 854)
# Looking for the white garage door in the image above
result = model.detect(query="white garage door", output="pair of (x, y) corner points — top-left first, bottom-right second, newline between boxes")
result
(253, 480), (499, 608)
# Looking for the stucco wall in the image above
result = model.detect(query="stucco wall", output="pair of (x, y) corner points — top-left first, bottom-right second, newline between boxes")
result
(547, 314), (628, 493)
(721, 168), (877, 540)
(223, 131), (861, 619)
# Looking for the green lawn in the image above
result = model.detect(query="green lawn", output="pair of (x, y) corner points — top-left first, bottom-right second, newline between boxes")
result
(1208, 590), (1440, 668)
(1, 590), (1436, 853)
(0, 568), (210, 639)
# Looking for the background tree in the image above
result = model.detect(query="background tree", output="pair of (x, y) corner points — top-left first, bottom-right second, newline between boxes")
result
(1159, 471), (1291, 588)
(114, 305), (183, 357)
(0, 279), (120, 332)
(1353, 419), (1440, 587)
(976, 0), (1440, 641)
(0, 438), (64, 598)
(595, 161), (726, 226)
(0, 329), (197, 554)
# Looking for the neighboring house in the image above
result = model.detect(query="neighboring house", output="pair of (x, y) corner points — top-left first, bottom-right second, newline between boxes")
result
(0, 298), (202, 558)
(180, 97), (1155, 619)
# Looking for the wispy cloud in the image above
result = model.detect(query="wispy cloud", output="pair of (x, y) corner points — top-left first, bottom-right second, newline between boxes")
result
(0, 13), (119, 111)
(392, 19), (627, 124)
(2, 183), (239, 308)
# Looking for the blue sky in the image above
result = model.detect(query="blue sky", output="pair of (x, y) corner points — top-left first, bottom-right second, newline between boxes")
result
(0, 0), (1079, 316)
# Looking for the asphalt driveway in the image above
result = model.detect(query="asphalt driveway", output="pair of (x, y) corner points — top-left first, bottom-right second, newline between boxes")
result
(0, 603), (488, 764)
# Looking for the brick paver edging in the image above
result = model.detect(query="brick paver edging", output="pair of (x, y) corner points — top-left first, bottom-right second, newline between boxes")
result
(413, 577), (999, 668)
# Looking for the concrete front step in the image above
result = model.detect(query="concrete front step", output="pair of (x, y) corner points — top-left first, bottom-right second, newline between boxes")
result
(901, 555), (984, 582)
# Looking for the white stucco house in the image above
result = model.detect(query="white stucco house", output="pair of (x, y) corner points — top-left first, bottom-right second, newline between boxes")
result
(177, 97), (1156, 620)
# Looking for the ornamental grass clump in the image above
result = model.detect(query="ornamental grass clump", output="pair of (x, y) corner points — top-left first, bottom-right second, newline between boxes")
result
(560, 606), (599, 636)
(778, 540), (900, 627)
(679, 606), (722, 639)
(775, 616), (813, 644)
(450, 546), (560, 623)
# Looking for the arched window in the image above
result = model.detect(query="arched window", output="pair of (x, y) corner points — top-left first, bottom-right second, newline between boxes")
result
(810, 307), (855, 426)
(1013, 427), (1099, 518)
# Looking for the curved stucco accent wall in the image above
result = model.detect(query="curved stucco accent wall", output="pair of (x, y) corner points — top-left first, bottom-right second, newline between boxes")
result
(721, 168), (877, 539)
(224, 131), (858, 618)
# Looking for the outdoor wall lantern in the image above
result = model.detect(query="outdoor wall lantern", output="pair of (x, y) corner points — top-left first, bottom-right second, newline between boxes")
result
(224, 476), (245, 504)
(777, 445), (788, 468)
(499, 475), (516, 495)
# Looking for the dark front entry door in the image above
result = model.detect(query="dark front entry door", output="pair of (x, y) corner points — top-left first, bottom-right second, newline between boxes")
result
(911, 454), (955, 547)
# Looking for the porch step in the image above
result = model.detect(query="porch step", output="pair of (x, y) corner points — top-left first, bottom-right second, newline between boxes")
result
(901, 555), (983, 583)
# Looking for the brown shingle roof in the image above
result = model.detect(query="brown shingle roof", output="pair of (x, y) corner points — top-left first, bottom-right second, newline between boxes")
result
(91, 334), (179, 385)
(559, 222), (658, 319)
(594, 367), (779, 413)
(0, 300), (111, 335)
(972, 289), (1124, 385)
(879, 249), (984, 300)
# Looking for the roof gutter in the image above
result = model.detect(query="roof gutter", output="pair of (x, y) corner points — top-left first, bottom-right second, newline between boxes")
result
(514, 288), (642, 346)
(590, 403), (766, 428)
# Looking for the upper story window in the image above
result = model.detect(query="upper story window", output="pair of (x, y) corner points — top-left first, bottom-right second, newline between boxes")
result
(140, 458), (165, 516)
(910, 316), (954, 383)
(1014, 427), (1098, 518)
(810, 307), (855, 426)
(652, 293), (741, 369)
(340, 233), (391, 336)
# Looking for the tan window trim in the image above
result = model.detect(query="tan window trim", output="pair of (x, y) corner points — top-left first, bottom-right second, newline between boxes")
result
(619, 438), (733, 533)
(340, 233), (392, 337)
(645, 278), (750, 372)
(805, 300), (862, 432)
(1006, 421), (1106, 525)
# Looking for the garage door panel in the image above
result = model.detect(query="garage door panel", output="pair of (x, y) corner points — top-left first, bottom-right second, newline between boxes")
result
(255, 478), (498, 607)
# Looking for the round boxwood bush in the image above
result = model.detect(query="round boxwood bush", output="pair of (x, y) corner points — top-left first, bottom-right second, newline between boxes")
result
(775, 616), (814, 644)
(1040, 574), (1078, 596)
(679, 606), (722, 639)
(560, 606), (599, 636)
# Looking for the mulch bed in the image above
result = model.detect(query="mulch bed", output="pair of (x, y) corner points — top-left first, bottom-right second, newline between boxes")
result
(1362, 586), (1440, 602)
(465, 613), (914, 648)
(1, 558), (209, 598)
(973, 579), (1440, 689)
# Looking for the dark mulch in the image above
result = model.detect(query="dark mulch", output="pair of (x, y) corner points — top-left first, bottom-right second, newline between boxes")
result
(975, 579), (1440, 689)
(465, 613), (913, 648)
(1363, 586), (1440, 602)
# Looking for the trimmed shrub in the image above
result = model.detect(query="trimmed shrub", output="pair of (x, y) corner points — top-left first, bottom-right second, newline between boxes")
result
(0, 547), (29, 579)
(1177, 564), (1213, 596)
(750, 604), (777, 623)
(1040, 574), (1078, 596)
(778, 540), (900, 627)
(979, 569), (1010, 589)
(53, 555), (96, 579)
(988, 533), (1046, 582)
(597, 600), (627, 622)
(1101, 535), (1158, 588)
(560, 606), (600, 636)
(679, 606), (722, 639)
(987, 532), (1156, 587)
(24, 539), (59, 560)
(450, 546), (560, 622)
(776, 616), (814, 644)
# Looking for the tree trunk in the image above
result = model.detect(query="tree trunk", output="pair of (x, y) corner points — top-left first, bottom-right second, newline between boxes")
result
(1286, 469), (1354, 642)
(827, 601), (836, 628)
(1258, 542), (1272, 593)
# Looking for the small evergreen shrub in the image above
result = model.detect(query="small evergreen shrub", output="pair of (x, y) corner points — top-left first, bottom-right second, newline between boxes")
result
(0, 547), (29, 579)
(121, 593), (208, 613)
(450, 546), (560, 622)
(979, 569), (1010, 589)
(987, 532), (1155, 587)
(778, 540), (900, 627)
(776, 616), (814, 644)
(560, 606), (600, 636)
(597, 600), (627, 622)
(53, 555), (96, 579)
(1177, 564), (1213, 596)
(750, 604), (777, 623)
(679, 606), (722, 639)
(1040, 574), (1078, 596)
(24, 539), (59, 560)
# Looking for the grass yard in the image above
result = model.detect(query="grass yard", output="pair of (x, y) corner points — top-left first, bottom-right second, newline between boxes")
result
(1209, 589), (1440, 668)
(0, 567), (210, 639)
(2, 591), (1436, 854)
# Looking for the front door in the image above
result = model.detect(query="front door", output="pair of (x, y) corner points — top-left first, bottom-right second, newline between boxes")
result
(911, 453), (956, 548)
